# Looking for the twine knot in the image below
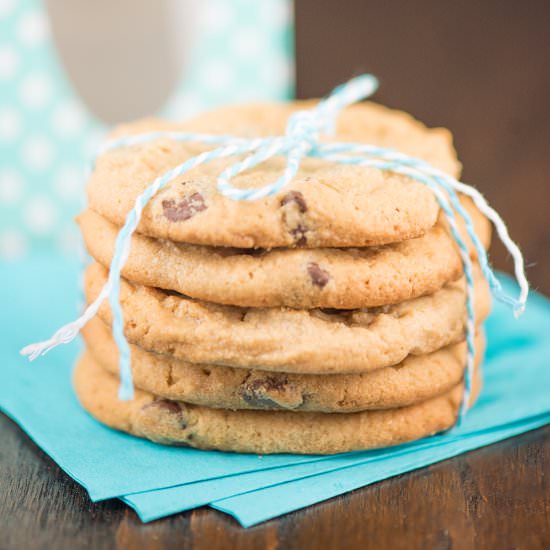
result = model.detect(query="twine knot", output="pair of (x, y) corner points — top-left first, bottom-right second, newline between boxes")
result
(285, 110), (325, 151)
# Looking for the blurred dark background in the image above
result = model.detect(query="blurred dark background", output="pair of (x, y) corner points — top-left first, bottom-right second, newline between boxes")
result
(296, 0), (550, 295)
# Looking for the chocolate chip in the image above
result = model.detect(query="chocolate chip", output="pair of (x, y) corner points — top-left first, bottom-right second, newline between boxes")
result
(307, 262), (330, 288)
(239, 376), (288, 409)
(253, 376), (288, 392)
(162, 192), (207, 222)
(281, 190), (307, 213)
(241, 394), (281, 408)
(280, 191), (309, 245)
(216, 247), (267, 258)
(290, 225), (308, 246)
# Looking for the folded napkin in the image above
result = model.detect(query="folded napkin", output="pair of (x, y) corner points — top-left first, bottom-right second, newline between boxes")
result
(1, 256), (548, 526)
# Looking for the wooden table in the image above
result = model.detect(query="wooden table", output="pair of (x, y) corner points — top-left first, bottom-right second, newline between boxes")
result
(2, 1), (550, 548)
(2, 414), (549, 549)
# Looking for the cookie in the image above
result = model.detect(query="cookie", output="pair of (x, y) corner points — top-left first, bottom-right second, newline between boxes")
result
(87, 101), (461, 249)
(84, 262), (491, 374)
(74, 352), (481, 454)
(84, 317), (485, 412)
(78, 195), (490, 309)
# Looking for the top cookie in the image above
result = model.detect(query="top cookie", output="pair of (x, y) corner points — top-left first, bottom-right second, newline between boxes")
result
(87, 101), (461, 248)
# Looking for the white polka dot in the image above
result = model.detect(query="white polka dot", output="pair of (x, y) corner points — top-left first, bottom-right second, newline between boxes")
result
(0, 0), (16, 18)
(23, 196), (57, 234)
(200, 60), (235, 92)
(82, 128), (106, 159)
(52, 101), (87, 137)
(53, 165), (84, 198)
(201, 1), (233, 32)
(258, 54), (293, 90)
(17, 11), (50, 47)
(0, 46), (19, 80)
(168, 93), (206, 119)
(0, 230), (27, 260)
(21, 136), (55, 171)
(56, 226), (80, 255)
(0, 169), (24, 204)
(0, 107), (22, 142)
(260, 0), (292, 27)
(19, 73), (53, 109)
(232, 29), (265, 59)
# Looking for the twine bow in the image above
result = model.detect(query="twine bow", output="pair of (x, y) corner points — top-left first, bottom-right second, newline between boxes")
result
(21, 75), (529, 424)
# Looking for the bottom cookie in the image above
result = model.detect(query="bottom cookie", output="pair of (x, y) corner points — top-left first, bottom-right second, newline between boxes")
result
(74, 352), (481, 455)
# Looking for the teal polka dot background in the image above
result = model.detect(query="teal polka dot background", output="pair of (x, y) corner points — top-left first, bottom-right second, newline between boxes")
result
(0, 0), (294, 259)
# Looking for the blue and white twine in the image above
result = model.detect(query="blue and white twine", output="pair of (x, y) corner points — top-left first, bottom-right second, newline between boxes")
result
(21, 74), (529, 423)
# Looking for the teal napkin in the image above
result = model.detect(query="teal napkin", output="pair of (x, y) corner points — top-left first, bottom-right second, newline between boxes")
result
(211, 414), (550, 527)
(123, 415), (550, 523)
(1, 255), (549, 526)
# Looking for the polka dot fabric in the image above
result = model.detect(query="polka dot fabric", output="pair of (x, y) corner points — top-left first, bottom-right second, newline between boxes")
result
(0, 0), (293, 259)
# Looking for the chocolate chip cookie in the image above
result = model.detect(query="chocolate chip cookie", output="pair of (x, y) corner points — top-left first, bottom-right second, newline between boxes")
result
(87, 101), (461, 249)
(84, 262), (491, 374)
(79, 193), (490, 309)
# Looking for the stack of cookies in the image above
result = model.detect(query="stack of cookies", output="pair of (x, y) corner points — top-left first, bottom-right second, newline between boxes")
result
(74, 101), (492, 454)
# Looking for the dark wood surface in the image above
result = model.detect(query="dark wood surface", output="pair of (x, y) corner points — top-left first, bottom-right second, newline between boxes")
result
(296, 0), (550, 295)
(2, 413), (549, 550)
(2, 1), (550, 548)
